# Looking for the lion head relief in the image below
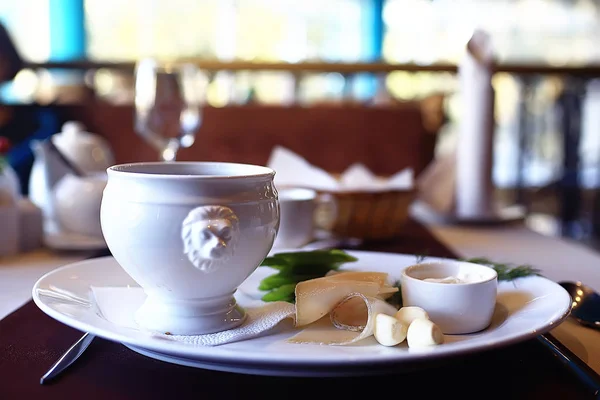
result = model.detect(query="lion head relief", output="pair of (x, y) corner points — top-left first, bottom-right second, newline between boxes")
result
(181, 205), (240, 273)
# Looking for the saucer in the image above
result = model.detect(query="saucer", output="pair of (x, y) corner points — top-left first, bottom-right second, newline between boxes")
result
(33, 251), (571, 377)
(411, 201), (526, 226)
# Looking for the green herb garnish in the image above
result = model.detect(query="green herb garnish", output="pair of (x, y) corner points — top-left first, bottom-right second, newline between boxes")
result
(411, 253), (541, 282)
(462, 257), (541, 281)
(259, 249), (358, 303)
(260, 283), (297, 303)
(415, 252), (428, 264)
(386, 280), (403, 309)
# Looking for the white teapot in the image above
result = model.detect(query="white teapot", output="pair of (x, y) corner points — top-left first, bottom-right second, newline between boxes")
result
(51, 121), (114, 173)
(53, 172), (107, 238)
(29, 121), (114, 238)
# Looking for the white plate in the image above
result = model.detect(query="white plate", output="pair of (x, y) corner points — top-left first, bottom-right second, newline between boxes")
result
(32, 251), (571, 377)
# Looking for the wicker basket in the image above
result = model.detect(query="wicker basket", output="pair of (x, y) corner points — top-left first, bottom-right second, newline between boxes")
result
(313, 188), (417, 240)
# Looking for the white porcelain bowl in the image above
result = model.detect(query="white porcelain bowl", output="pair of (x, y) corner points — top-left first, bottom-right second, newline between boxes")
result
(100, 162), (279, 335)
(400, 260), (498, 334)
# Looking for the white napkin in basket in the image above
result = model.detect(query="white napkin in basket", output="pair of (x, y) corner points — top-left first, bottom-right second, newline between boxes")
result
(91, 286), (296, 346)
(267, 146), (413, 192)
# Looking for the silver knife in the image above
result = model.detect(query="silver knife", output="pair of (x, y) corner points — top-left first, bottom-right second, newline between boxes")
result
(40, 333), (96, 384)
(538, 333), (600, 397)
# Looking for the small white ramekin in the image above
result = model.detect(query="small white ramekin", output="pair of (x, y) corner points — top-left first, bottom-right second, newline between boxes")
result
(400, 260), (498, 334)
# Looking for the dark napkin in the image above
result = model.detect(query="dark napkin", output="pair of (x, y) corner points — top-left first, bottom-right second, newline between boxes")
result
(0, 221), (596, 399)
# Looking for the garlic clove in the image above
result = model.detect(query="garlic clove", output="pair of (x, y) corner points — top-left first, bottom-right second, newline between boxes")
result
(373, 313), (407, 347)
(395, 306), (430, 326)
(406, 318), (444, 348)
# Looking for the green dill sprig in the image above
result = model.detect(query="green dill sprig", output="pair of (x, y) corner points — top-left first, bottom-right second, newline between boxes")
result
(409, 253), (541, 282)
(415, 253), (428, 264)
(462, 257), (541, 281)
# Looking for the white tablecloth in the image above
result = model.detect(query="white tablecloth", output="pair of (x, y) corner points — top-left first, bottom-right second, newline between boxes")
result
(2, 217), (600, 374)
(0, 249), (91, 320)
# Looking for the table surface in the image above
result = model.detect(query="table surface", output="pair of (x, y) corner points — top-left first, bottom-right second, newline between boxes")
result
(2, 216), (600, 398)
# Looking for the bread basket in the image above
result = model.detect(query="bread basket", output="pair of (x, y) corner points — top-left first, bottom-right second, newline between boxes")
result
(313, 188), (417, 241)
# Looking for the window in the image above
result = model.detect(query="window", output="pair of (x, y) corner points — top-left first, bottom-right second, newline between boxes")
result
(383, 0), (600, 65)
(2, 0), (599, 65)
(85, 0), (366, 62)
(0, 0), (50, 62)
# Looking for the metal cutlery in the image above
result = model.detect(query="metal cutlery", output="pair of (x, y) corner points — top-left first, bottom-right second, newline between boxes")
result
(559, 280), (600, 330)
(538, 333), (600, 397)
(530, 280), (600, 397)
(40, 333), (96, 384)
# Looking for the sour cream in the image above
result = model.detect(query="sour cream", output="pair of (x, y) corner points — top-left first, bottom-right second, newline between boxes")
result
(422, 273), (483, 284)
(423, 276), (464, 284)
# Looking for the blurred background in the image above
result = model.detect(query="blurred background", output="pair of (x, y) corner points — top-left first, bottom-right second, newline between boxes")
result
(1, 0), (600, 248)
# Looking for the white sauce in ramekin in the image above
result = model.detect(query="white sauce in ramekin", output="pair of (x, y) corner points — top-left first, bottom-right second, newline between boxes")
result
(423, 272), (484, 284)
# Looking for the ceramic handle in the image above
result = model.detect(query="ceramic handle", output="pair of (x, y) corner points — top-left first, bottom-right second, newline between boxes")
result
(181, 205), (240, 273)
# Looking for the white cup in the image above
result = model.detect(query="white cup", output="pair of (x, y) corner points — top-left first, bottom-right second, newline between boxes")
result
(100, 162), (279, 335)
(272, 188), (336, 249)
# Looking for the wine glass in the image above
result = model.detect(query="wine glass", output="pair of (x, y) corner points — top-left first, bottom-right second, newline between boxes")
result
(134, 58), (207, 161)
